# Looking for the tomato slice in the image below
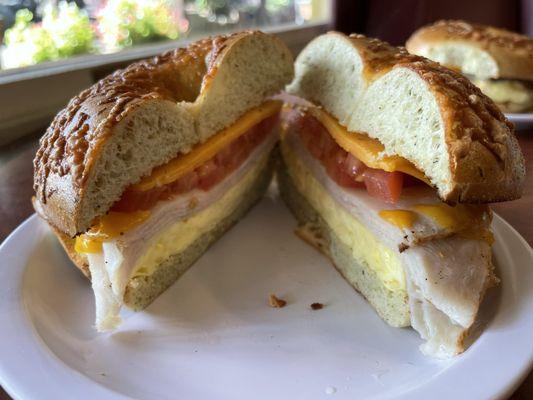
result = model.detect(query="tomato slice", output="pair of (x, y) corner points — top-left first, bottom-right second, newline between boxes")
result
(325, 148), (365, 189)
(290, 110), (412, 204)
(295, 113), (337, 162)
(168, 170), (199, 195)
(111, 113), (278, 213)
(112, 185), (167, 212)
(402, 174), (426, 188)
(197, 159), (223, 190)
(362, 169), (404, 204)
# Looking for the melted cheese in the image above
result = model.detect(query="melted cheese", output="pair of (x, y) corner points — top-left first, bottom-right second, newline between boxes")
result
(378, 204), (480, 231)
(472, 78), (533, 105)
(379, 204), (492, 243)
(378, 210), (418, 229)
(412, 203), (493, 244)
(309, 107), (430, 184)
(412, 204), (476, 231)
(75, 211), (150, 253)
(283, 142), (405, 291)
(133, 100), (281, 191)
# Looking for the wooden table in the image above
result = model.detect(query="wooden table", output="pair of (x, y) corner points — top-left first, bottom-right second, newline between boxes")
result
(1, 130), (532, 399)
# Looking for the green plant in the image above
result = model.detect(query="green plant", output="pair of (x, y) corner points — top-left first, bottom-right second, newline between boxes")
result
(3, 9), (57, 67)
(2, 3), (94, 68)
(97, 0), (181, 50)
(266, 0), (291, 14)
(44, 1), (94, 58)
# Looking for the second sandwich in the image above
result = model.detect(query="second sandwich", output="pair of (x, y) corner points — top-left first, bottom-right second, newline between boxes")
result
(279, 32), (525, 358)
(406, 20), (533, 113)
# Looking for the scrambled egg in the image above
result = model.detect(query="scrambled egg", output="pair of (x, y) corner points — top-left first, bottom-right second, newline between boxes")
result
(472, 78), (533, 109)
(131, 154), (267, 279)
(282, 143), (405, 291)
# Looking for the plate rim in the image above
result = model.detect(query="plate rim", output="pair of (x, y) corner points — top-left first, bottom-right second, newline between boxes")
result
(0, 212), (532, 400)
(504, 112), (533, 128)
(0, 215), (131, 400)
(505, 112), (533, 120)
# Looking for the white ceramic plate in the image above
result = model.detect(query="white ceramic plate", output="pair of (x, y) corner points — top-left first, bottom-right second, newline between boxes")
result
(505, 113), (533, 130)
(1, 194), (532, 400)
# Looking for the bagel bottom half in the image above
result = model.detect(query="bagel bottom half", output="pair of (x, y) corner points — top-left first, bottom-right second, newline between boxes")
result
(276, 157), (411, 328)
(48, 148), (278, 313)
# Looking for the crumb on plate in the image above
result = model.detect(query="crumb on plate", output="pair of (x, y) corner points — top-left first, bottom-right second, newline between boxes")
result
(269, 294), (287, 308)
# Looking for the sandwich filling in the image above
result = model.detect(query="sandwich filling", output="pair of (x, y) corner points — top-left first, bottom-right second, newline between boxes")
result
(76, 101), (281, 331)
(469, 77), (533, 113)
(282, 106), (495, 358)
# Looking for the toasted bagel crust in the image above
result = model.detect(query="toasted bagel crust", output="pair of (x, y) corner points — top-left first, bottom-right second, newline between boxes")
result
(288, 32), (525, 203)
(406, 20), (533, 80)
(33, 31), (293, 236)
(34, 37), (211, 206)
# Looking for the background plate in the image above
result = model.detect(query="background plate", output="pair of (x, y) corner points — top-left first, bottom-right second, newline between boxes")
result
(0, 194), (532, 400)
(505, 113), (533, 130)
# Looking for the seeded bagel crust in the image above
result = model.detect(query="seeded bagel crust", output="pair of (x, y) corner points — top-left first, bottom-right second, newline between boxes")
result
(34, 31), (294, 236)
(288, 32), (525, 204)
(406, 20), (533, 81)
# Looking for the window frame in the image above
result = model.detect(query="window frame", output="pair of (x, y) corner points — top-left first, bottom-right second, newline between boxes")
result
(0, 21), (329, 145)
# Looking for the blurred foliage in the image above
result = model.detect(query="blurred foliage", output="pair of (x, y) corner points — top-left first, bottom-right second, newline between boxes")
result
(4, 9), (56, 66)
(265, 0), (291, 14)
(44, 2), (94, 58)
(193, 0), (292, 17)
(3, 2), (94, 68)
(97, 0), (181, 50)
(0, 0), (309, 70)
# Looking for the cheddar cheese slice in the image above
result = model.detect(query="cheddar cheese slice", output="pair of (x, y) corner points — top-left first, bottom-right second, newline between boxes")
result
(133, 100), (282, 191)
(308, 107), (430, 184)
(75, 211), (150, 253)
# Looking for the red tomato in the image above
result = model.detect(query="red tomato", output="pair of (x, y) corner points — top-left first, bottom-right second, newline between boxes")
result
(292, 111), (409, 204)
(110, 112), (278, 213)
(402, 174), (425, 187)
(319, 131), (338, 162)
(197, 159), (223, 190)
(343, 153), (366, 180)
(112, 186), (167, 212)
(215, 141), (235, 166)
(325, 148), (364, 189)
(228, 138), (250, 169)
(294, 112), (335, 161)
(362, 169), (404, 204)
(256, 113), (278, 141)
(169, 170), (199, 195)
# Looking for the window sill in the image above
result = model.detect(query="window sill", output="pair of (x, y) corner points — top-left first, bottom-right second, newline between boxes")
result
(0, 21), (328, 146)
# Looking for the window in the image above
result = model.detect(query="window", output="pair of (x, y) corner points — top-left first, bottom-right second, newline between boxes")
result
(0, 0), (330, 72)
(0, 0), (331, 144)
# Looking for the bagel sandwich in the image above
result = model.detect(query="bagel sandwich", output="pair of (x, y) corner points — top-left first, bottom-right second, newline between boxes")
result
(406, 20), (533, 113)
(279, 32), (525, 357)
(33, 31), (294, 331)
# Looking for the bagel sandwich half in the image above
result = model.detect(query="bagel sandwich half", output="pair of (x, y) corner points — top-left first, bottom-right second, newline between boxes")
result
(280, 32), (525, 358)
(406, 20), (533, 113)
(33, 31), (294, 331)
